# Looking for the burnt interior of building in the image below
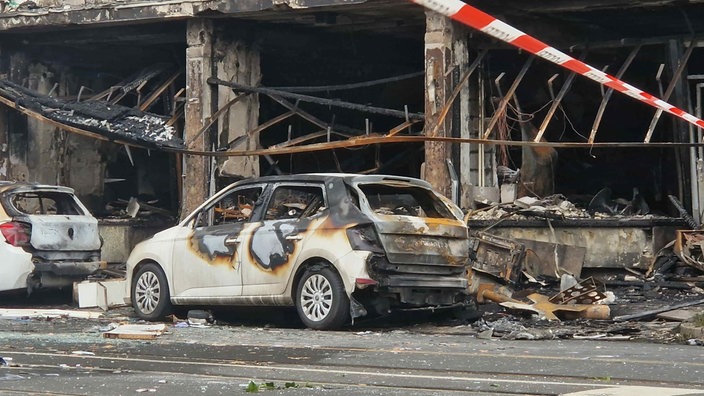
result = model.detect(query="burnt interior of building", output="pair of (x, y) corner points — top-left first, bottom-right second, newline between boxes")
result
(1, 0), (704, 267)
(253, 19), (425, 176)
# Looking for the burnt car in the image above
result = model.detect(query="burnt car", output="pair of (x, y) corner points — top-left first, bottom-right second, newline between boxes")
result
(126, 174), (470, 329)
(0, 182), (103, 294)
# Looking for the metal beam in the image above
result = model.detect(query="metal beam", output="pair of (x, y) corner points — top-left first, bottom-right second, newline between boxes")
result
(482, 57), (534, 140)
(644, 40), (695, 143)
(534, 55), (583, 143)
(207, 78), (424, 121)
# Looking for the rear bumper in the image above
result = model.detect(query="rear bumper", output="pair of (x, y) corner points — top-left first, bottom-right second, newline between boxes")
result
(361, 255), (470, 308)
(33, 261), (105, 276)
(383, 275), (468, 289)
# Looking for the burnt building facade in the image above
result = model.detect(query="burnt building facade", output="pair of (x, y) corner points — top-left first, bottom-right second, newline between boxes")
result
(0, 0), (703, 268)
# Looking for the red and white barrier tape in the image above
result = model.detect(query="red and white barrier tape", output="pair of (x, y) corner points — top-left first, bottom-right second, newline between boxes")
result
(411, 0), (704, 131)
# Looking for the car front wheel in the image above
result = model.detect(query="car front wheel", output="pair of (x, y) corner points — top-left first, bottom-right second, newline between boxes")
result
(132, 263), (172, 321)
(296, 266), (349, 330)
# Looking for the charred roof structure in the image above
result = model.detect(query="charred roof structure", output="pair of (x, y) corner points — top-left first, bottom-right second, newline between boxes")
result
(1, 0), (704, 271)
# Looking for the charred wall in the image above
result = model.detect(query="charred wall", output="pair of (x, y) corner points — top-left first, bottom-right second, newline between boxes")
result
(0, 0), (703, 224)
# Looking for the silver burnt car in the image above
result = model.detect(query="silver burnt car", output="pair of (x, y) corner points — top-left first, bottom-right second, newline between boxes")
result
(126, 174), (470, 329)
(0, 182), (103, 294)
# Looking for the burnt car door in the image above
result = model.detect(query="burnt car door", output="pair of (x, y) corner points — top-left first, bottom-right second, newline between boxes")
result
(171, 185), (263, 298)
(240, 182), (327, 296)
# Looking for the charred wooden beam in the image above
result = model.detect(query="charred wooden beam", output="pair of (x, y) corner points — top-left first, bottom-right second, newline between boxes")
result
(266, 95), (364, 136)
(227, 110), (295, 149)
(207, 77), (425, 121)
(140, 71), (182, 112)
(91, 64), (171, 103)
(269, 71), (424, 93)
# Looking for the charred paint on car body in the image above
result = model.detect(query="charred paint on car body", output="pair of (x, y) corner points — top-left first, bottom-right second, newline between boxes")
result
(188, 222), (245, 265)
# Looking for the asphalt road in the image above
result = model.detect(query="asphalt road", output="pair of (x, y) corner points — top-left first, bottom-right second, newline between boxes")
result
(0, 291), (703, 395)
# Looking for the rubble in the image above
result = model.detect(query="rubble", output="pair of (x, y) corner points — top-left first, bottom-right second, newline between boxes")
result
(466, 193), (655, 222)
(464, 194), (704, 343)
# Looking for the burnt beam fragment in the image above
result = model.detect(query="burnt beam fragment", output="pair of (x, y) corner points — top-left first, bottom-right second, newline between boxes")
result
(207, 78), (425, 121)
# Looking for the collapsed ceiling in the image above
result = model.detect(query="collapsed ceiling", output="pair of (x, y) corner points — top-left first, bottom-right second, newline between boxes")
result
(0, 79), (184, 150)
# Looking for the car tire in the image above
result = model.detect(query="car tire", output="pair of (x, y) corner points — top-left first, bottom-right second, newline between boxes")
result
(132, 262), (172, 321)
(295, 266), (349, 330)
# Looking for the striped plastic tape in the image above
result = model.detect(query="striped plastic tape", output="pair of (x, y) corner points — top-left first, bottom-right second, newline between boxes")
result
(411, 0), (704, 131)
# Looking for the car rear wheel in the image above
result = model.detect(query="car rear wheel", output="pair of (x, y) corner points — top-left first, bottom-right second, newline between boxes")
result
(296, 266), (349, 330)
(132, 263), (172, 321)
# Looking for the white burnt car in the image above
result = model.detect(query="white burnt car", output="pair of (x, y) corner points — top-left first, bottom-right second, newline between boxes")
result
(0, 182), (103, 294)
(126, 174), (470, 329)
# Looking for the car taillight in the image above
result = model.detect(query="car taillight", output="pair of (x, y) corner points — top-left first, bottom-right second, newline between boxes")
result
(346, 224), (384, 253)
(0, 221), (31, 247)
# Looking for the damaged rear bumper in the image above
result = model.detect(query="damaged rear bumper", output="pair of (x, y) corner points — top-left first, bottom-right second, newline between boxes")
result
(27, 260), (106, 291)
(33, 260), (105, 276)
(355, 255), (470, 311)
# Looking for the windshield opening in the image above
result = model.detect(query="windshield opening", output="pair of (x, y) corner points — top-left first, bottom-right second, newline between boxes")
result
(9, 191), (84, 215)
(357, 183), (455, 219)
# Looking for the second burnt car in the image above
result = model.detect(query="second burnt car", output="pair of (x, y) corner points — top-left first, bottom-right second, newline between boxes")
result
(126, 174), (471, 329)
(0, 182), (103, 294)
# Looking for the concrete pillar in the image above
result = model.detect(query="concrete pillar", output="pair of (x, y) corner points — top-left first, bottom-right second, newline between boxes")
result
(26, 63), (59, 185)
(423, 11), (469, 201)
(183, 18), (215, 219)
(6, 53), (29, 181)
(214, 36), (260, 179)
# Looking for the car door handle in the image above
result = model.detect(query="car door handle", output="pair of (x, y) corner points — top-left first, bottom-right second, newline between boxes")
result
(285, 235), (303, 241)
(224, 236), (242, 246)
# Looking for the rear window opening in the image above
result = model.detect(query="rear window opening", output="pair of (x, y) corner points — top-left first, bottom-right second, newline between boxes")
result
(357, 184), (454, 219)
(9, 191), (84, 216)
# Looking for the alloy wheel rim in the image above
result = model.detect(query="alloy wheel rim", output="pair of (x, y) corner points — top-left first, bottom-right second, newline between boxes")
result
(300, 274), (333, 322)
(135, 271), (160, 314)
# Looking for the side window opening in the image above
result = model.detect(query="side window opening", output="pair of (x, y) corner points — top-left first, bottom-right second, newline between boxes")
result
(264, 185), (325, 221)
(195, 186), (262, 228)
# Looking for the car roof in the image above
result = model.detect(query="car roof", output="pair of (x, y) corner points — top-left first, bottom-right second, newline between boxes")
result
(232, 173), (433, 188)
(0, 181), (75, 194)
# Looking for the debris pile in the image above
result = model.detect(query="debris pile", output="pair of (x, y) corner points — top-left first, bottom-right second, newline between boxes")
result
(104, 197), (175, 220)
(464, 223), (704, 343)
(468, 194), (591, 221)
(466, 191), (664, 222)
(467, 224), (613, 322)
